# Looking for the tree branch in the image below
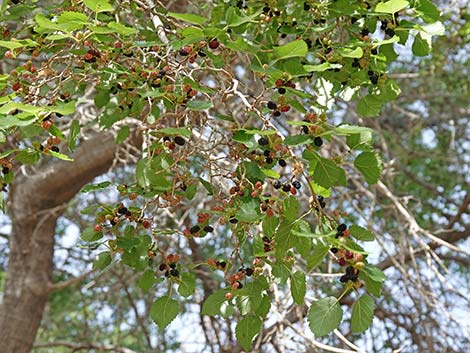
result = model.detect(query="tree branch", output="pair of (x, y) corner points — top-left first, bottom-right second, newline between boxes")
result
(33, 341), (138, 353)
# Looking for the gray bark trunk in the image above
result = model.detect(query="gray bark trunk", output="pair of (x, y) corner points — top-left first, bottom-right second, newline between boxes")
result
(0, 132), (120, 353)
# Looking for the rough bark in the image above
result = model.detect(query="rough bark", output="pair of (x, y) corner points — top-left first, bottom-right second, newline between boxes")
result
(0, 132), (119, 353)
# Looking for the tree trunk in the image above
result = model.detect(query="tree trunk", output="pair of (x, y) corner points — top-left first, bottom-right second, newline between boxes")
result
(0, 132), (123, 353)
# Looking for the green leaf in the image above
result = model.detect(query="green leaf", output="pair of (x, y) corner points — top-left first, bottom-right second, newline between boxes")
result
(107, 22), (137, 36)
(81, 181), (111, 193)
(236, 197), (262, 222)
(307, 244), (330, 270)
(157, 127), (192, 137)
(83, 0), (114, 13)
(150, 296), (179, 330)
(15, 149), (40, 164)
(199, 177), (214, 195)
(351, 294), (375, 333)
(313, 157), (343, 189)
(334, 124), (373, 135)
(375, 0), (409, 13)
(186, 100), (212, 111)
(273, 40), (308, 60)
(412, 33), (430, 56)
(359, 271), (384, 297)
(349, 225), (375, 241)
(178, 272), (196, 297)
(93, 252), (111, 270)
(290, 271), (306, 305)
(49, 150), (74, 161)
(116, 126), (130, 144)
(303, 63), (342, 72)
(283, 196), (299, 221)
(68, 120), (80, 152)
(338, 47), (363, 58)
(235, 315), (262, 352)
(363, 264), (386, 282)
(357, 94), (384, 117)
(201, 289), (227, 315)
(414, 0), (441, 22)
(232, 130), (256, 148)
(284, 135), (312, 146)
(0, 40), (25, 49)
(168, 12), (207, 25)
(139, 270), (158, 292)
(81, 227), (102, 242)
(308, 297), (343, 337)
(354, 152), (382, 184)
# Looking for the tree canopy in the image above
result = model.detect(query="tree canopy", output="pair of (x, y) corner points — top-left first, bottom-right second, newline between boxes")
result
(0, 0), (469, 353)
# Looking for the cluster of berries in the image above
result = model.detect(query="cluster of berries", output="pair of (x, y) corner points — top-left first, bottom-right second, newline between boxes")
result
(207, 258), (227, 271)
(273, 179), (301, 195)
(159, 253), (180, 278)
(262, 236), (273, 253)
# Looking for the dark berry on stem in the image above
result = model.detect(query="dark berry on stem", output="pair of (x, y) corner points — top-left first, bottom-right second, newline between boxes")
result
(331, 247), (338, 254)
(263, 149), (271, 157)
(267, 101), (277, 110)
(204, 225), (214, 232)
(292, 180), (301, 189)
(314, 136), (323, 147)
(265, 157), (273, 164)
(170, 269), (179, 277)
(170, 263), (177, 269)
(190, 225), (201, 234)
(174, 136), (186, 145)
(159, 263), (167, 271)
(245, 268), (254, 276)
(278, 87), (286, 94)
(282, 184), (291, 192)
(258, 137), (269, 146)
(337, 223), (347, 232)
(302, 125), (309, 134)
(273, 180), (282, 189)
(278, 159), (287, 167)
(229, 217), (238, 224)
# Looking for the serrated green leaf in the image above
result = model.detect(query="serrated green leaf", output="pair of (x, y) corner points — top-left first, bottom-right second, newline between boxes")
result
(49, 150), (74, 161)
(107, 22), (137, 36)
(235, 315), (262, 351)
(68, 120), (80, 152)
(308, 297), (343, 337)
(198, 177), (214, 195)
(303, 63), (342, 72)
(186, 100), (212, 111)
(313, 157), (343, 189)
(307, 244), (330, 270)
(81, 227), (103, 242)
(115, 126), (130, 144)
(81, 181), (111, 193)
(150, 296), (179, 330)
(274, 40), (308, 60)
(284, 135), (312, 146)
(201, 289), (227, 315)
(351, 294), (375, 333)
(15, 149), (40, 164)
(178, 272), (196, 297)
(290, 271), (306, 305)
(157, 127), (191, 137)
(414, 0), (441, 22)
(168, 12), (207, 25)
(83, 0), (114, 13)
(357, 94), (384, 117)
(354, 152), (382, 184)
(375, 0), (409, 13)
(412, 33), (429, 56)
(93, 252), (111, 270)
(283, 196), (299, 221)
(334, 124), (373, 135)
(139, 270), (157, 292)
(338, 47), (363, 58)
(349, 225), (375, 241)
